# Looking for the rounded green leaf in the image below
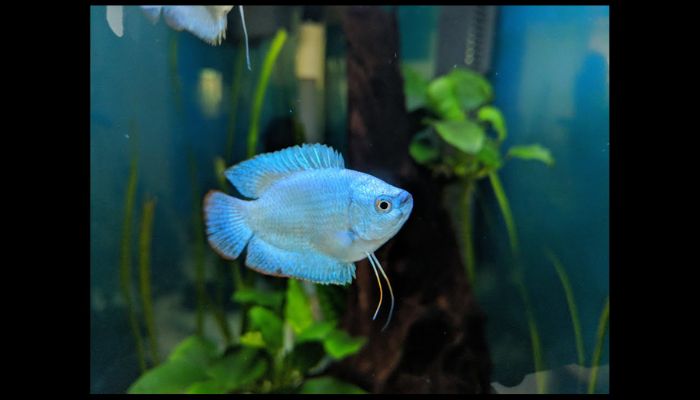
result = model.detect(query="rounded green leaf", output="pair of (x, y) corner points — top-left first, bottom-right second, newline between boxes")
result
(507, 144), (555, 166)
(447, 68), (493, 111)
(476, 140), (502, 169)
(186, 380), (227, 394)
(409, 137), (440, 165)
(323, 330), (367, 360)
(232, 288), (284, 310)
(426, 77), (466, 121)
(240, 331), (266, 348)
(401, 65), (429, 109)
(432, 120), (485, 154)
(248, 306), (283, 350)
(204, 349), (267, 392)
(296, 321), (337, 344)
(168, 336), (218, 367)
(128, 361), (209, 394)
(299, 377), (367, 394)
(285, 279), (314, 335)
(477, 106), (507, 142)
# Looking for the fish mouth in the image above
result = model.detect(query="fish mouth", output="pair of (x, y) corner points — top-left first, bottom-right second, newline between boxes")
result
(398, 191), (413, 215)
(397, 191), (413, 207)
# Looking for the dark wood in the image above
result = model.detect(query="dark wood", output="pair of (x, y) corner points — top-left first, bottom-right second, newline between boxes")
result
(334, 6), (492, 394)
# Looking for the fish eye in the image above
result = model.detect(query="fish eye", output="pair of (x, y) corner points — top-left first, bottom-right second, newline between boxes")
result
(375, 197), (392, 213)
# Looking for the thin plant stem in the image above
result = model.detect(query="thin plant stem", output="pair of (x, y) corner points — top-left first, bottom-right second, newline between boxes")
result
(138, 198), (160, 365)
(488, 171), (519, 255)
(119, 153), (147, 372)
(190, 153), (232, 344)
(247, 29), (288, 157)
(460, 180), (477, 284)
(513, 272), (546, 393)
(226, 48), (245, 163)
(168, 32), (183, 114)
(489, 170), (545, 393)
(189, 154), (207, 336)
(588, 296), (609, 394)
(546, 248), (585, 367)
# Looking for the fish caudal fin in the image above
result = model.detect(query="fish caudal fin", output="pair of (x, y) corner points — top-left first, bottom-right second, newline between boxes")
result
(204, 190), (253, 259)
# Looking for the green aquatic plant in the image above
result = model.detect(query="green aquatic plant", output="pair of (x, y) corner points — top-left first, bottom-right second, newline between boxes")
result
(189, 152), (232, 345)
(404, 66), (553, 282)
(588, 295), (609, 394)
(225, 47), (246, 163)
(168, 31), (184, 114)
(188, 153), (208, 337)
(119, 151), (147, 373)
(247, 28), (288, 157)
(138, 198), (160, 366)
(128, 278), (366, 394)
(546, 249), (585, 367)
(403, 66), (554, 392)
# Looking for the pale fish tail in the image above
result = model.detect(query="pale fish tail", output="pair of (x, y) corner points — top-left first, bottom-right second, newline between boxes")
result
(238, 6), (252, 70)
(367, 252), (395, 332)
(204, 190), (253, 259)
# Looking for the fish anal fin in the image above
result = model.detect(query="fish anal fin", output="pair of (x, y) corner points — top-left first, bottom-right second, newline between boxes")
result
(246, 236), (355, 285)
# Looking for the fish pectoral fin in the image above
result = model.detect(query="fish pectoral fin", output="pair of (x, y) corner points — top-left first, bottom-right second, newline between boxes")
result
(246, 236), (355, 285)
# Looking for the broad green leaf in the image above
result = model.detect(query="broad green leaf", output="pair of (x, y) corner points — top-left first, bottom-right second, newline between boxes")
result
(128, 336), (219, 393)
(248, 306), (283, 350)
(285, 279), (314, 335)
(128, 360), (209, 394)
(315, 284), (347, 324)
(426, 77), (466, 121)
(446, 68), (493, 111)
(323, 330), (367, 360)
(402, 65), (429, 109)
(432, 120), (485, 154)
(240, 331), (266, 348)
(204, 348), (267, 392)
(184, 349), (268, 394)
(287, 342), (326, 373)
(477, 140), (502, 169)
(186, 380), (227, 394)
(299, 376), (367, 394)
(296, 321), (337, 344)
(232, 288), (284, 310)
(507, 144), (555, 167)
(168, 336), (218, 368)
(409, 137), (440, 165)
(477, 106), (507, 142)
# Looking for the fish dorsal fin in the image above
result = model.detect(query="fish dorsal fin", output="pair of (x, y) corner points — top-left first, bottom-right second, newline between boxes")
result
(226, 143), (345, 199)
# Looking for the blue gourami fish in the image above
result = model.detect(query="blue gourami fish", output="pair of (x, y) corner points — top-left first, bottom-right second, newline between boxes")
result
(106, 5), (251, 70)
(204, 144), (413, 330)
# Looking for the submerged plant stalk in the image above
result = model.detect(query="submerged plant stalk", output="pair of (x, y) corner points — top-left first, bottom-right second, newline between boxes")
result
(488, 171), (519, 255)
(189, 154), (207, 336)
(119, 154), (147, 372)
(138, 198), (160, 365)
(460, 181), (477, 284)
(588, 295), (609, 394)
(225, 49), (246, 163)
(190, 154), (232, 344)
(546, 249), (585, 367)
(168, 32), (183, 114)
(514, 273), (546, 393)
(489, 170), (545, 392)
(247, 29), (288, 157)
